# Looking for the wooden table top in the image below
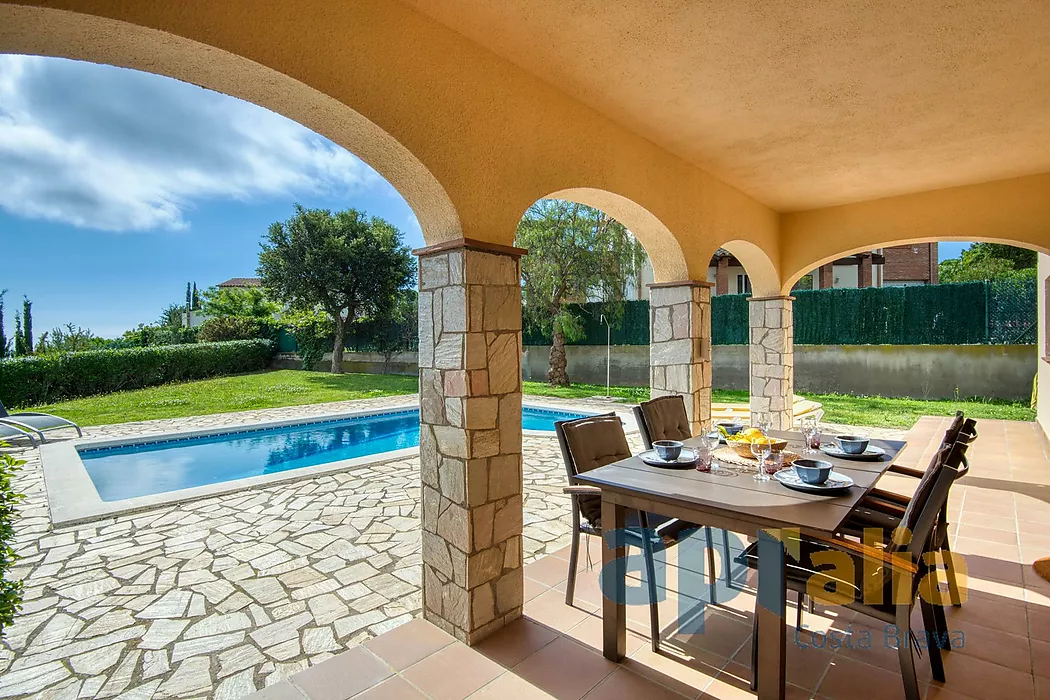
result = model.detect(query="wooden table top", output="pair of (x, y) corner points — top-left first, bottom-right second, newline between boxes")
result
(575, 431), (906, 536)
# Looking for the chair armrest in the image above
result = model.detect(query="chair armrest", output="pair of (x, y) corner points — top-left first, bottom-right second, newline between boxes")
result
(563, 485), (602, 496)
(888, 464), (926, 479)
(807, 533), (918, 574)
(864, 488), (911, 509)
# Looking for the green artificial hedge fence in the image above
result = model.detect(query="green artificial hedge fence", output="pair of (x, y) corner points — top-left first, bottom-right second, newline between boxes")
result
(0, 339), (276, 408)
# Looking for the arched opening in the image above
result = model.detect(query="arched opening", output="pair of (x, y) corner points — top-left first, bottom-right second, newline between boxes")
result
(713, 240), (781, 298)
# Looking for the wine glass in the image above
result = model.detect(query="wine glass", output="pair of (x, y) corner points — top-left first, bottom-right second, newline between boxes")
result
(800, 416), (816, 454)
(753, 412), (772, 436)
(702, 423), (722, 472)
(751, 439), (772, 481)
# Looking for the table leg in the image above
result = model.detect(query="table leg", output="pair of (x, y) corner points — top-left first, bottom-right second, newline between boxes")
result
(756, 529), (787, 700)
(601, 496), (627, 661)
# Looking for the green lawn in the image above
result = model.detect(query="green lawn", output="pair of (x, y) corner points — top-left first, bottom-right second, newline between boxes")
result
(27, 369), (1034, 428)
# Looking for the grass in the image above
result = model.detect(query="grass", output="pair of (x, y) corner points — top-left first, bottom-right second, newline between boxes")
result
(27, 370), (1035, 428)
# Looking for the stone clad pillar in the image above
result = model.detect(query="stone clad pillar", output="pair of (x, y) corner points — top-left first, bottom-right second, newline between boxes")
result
(649, 281), (712, 435)
(749, 296), (794, 431)
(415, 239), (525, 644)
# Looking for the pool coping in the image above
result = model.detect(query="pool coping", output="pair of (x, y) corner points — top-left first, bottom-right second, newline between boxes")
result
(41, 400), (635, 527)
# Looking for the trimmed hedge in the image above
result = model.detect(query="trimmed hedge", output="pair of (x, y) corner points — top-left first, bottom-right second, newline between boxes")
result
(0, 339), (276, 408)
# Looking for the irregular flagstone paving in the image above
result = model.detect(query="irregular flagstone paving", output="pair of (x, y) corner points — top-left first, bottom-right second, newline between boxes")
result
(0, 396), (598, 699)
(0, 396), (905, 699)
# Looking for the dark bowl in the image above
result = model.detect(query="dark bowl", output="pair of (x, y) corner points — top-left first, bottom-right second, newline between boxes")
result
(653, 440), (684, 461)
(716, 422), (744, 436)
(793, 458), (833, 485)
(835, 435), (870, 455)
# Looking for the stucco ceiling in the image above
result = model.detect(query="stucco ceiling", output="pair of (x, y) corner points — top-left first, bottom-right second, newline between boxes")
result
(402, 0), (1050, 212)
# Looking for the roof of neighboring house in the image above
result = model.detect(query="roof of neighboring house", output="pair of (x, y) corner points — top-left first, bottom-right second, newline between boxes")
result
(217, 277), (263, 288)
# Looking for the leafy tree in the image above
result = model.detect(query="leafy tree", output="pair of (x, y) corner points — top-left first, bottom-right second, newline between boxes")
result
(201, 287), (280, 321)
(517, 200), (647, 386)
(0, 290), (7, 359)
(939, 243), (1037, 283)
(158, 303), (185, 329)
(259, 205), (415, 374)
(280, 307), (334, 370)
(354, 289), (418, 370)
(36, 324), (104, 354)
(20, 297), (32, 355)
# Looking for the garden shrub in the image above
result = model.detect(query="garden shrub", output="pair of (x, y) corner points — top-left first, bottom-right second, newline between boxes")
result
(0, 443), (24, 640)
(0, 339), (276, 407)
(197, 317), (275, 343)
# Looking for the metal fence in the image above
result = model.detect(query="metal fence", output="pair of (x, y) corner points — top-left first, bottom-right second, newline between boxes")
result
(521, 279), (1037, 346)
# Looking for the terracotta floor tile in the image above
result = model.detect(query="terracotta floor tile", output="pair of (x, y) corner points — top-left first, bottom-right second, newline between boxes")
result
(526, 554), (574, 587)
(583, 666), (694, 700)
(957, 513), (1017, 532)
(955, 524), (1020, 546)
(665, 608), (752, 661)
(468, 672), (557, 700)
(526, 576), (554, 604)
(730, 627), (834, 691)
(554, 567), (607, 608)
(942, 592), (1029, 636)
(952, 537), (1021, 563)
(353, 676), (430, 700)
(1035, 674), (1050, 700)
(563, 610), (649, 657)
(401, 643), (505, 700)
(523, 589), (599, 634)
(1027, 605), (1050, 643)
(290, 647), (393, 700)
(962, 554), (1024, 584)
(513, 636), (618, 700)
(947, 619), (1031, 673)
(364, 617), (455, 671)
(817, 655), (916, 700)
(1030, 637), (1050, 678)
(475, 617), (560, 669)
(935, 651), (1035, 699)
(623, 645), (723, 699)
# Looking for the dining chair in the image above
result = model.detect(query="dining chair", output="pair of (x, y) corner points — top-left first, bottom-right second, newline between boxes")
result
(556, 412), (683, 651)
(634, 395), (736, 597)
(845, 412), (976, 612)
(739, 437), (972, 700)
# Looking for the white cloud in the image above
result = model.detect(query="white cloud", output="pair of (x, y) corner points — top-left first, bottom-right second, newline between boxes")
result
(0, 55), (389, 232)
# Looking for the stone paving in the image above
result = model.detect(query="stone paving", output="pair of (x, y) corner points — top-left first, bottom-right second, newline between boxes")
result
(0, 396), (905, 699)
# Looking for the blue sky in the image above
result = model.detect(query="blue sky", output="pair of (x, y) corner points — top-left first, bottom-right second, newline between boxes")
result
(1, 55), (972, 341)
(0, 55), (424, 339)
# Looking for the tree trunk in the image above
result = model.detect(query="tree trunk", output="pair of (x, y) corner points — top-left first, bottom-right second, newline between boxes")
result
(331, 313), (346, 374)
(548, 326), (570, 386)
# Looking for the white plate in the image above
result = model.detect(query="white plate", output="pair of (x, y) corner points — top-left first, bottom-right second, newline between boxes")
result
(773, 468), (855, 493)
(820, 445), (886, 461)
(639, 448), (700, 469)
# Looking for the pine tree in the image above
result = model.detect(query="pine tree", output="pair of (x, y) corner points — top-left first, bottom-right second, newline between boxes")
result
(13, 312), (24, 357)
(21, 296), (32, 354)
(192, 283), (200, 310)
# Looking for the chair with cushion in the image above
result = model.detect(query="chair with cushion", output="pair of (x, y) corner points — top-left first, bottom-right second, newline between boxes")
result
(556, 412), (683, 651)
(845, 412), (975, 610)
(739, 435), (973, 700)
(634, 395), (734, 596)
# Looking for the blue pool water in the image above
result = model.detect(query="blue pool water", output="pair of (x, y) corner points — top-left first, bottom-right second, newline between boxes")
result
(81, 406), (590, 501)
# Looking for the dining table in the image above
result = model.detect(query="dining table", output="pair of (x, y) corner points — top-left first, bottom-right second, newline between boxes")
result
(574, 429), (907, 700)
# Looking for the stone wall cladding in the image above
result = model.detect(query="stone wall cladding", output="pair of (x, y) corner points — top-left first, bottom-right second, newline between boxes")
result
(417, 246), (524, 644)
(749, 296), (794, 430)
(649, 282), (712, 435)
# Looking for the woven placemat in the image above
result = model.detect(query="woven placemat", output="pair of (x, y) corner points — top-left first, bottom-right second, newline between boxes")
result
(713, 447), (801, 470)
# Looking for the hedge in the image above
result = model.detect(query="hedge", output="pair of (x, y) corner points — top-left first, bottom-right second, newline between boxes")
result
(0, 339), (276, 408)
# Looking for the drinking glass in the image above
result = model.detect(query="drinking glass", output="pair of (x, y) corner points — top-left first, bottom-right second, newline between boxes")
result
(800, 416), (815, 454)
(751, 439), (772, 481)
(765, 450), (786, 476)
(807, 424), (823, 452)
(695, 443), (713, 473)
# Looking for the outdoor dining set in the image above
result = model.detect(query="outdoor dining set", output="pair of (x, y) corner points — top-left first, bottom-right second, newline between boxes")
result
(554, 395), (977, 700)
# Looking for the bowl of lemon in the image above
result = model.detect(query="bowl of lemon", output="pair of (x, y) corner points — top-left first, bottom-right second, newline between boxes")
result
(723, 427), (789, 459)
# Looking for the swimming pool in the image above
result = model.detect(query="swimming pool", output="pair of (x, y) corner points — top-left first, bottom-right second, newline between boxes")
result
(77, 406), (590, 502)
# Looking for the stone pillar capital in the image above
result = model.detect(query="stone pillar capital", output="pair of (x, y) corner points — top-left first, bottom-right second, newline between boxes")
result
(412, 237), (527, 259)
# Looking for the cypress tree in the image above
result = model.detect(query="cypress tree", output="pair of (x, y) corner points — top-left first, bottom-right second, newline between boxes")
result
(21, 296), (32, 354)
(13, 313), (24, 357)
(0, 290), (7, 358)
